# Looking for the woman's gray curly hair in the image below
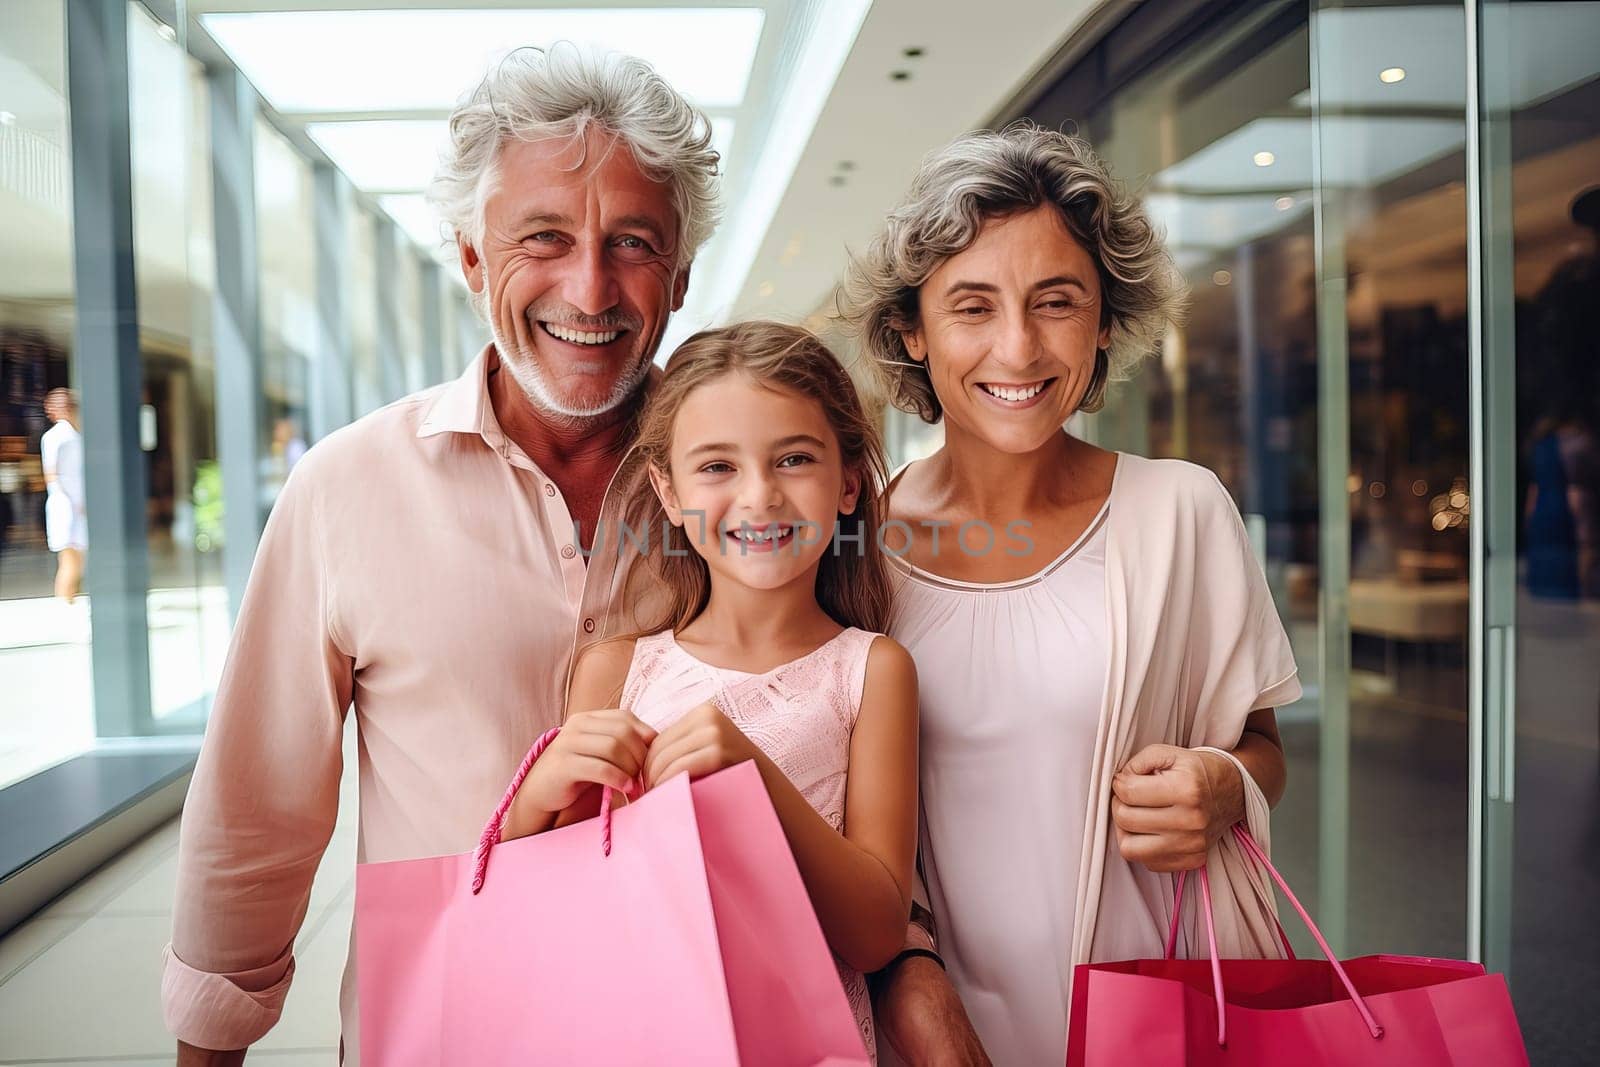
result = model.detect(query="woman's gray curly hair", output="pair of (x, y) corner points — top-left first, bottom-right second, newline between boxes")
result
(841, 123), (1185, 422)
(428, 44), (721, 270)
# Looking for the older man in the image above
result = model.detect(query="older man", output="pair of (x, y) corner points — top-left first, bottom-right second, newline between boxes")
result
(163, 47), (719, 1064)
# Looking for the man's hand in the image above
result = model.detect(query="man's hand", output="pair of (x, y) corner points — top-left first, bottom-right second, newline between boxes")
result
(506, 708), (656, 838)
(1111, 744), (1244, 872)
(642, 701), (758, 789)
(874, 955), (991, 1066)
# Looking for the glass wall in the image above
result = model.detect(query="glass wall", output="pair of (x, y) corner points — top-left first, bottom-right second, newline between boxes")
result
(128, 1), (227, 732)
(884, 0), (1595, 1058)
(254, 119), (315, 512)
(347, 204), (383, 414)
(395, 239), (427, 395)
(1042, 0), (1477, 960)
(0, 0), (462, 792)
(449, 273), (488, 378)
(1483, 1), (1600, 1058)
(0, 0), (85, 787)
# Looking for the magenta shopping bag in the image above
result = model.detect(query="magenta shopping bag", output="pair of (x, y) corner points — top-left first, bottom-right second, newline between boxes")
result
(1067, 827), (1528, 1066)
(356, 738), (868, 1066)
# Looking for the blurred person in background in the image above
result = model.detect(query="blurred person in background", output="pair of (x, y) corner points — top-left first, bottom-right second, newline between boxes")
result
(40, 387), (85, 603)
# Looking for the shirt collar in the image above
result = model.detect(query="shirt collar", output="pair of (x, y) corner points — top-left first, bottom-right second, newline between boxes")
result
(416, 344), (495, 440)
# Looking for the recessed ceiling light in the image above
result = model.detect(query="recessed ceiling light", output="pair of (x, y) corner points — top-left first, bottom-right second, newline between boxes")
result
(156, 23), (177, 42)
(1380, 67), (1406, 84)
(903, 47), (925, 58)
(1213, 270), (1233, 286)
(1253, 151), (1276, 167)
(890, 70), (911, 81)
(829, 174), (847, 187)
(758, 281), (775, 298)
(1274, 195), (1295, 211)
(0, 111), (15, 127)
(837, 160), (856, 171)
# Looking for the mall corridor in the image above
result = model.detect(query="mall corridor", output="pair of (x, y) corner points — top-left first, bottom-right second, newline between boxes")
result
(3, 0), (1599, 1063)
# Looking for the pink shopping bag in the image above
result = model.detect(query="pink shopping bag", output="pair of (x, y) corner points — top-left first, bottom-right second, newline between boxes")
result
(1067, 826), (1528, 1065)
(356, 740), (869, 1066)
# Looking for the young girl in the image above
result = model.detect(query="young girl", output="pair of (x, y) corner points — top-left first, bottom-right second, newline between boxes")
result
(503, 320), (919, 1055)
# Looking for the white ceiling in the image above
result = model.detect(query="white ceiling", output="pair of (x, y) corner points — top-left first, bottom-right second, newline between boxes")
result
(711, 0), (1106, 339)
(13, 0), (1592, 365)
(199, 7), (766, 111)
(190, 0), (870, 337)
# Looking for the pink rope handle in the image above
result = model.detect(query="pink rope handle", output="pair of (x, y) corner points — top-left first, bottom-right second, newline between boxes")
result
(1231, 826), (1383, 1039)
(1167, 867), (1227, 1045)
(470, 727), (618, 894)
(1168, 868), (1296, 961)
(1164, 828), (1383, 1045)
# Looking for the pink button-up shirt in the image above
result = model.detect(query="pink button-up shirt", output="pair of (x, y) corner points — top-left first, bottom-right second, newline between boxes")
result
(162, 348), (654, 1057)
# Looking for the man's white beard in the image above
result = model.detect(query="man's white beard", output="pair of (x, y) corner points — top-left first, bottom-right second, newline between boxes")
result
(488, 314), (651, 421)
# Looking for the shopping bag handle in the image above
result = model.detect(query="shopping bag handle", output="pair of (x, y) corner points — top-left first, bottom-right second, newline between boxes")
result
(1166, 866), (1297, 962)
(470, 727), (621, 895)
(1165, 825), (1384, 1046)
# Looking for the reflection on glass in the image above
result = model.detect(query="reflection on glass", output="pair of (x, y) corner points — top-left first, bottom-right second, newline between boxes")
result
(347, 205), (382, 415)
(395, 245), (425, 393)
(254, 119), (314, 512)
(1498, 2), (1600, 1057)
(1072, 0), (1473, 959)
(127, 1), (226, 734)
(0, 0), (94, 786)
(1320, 0), (1472, 960)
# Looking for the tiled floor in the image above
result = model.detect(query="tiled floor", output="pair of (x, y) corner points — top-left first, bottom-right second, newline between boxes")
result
(0, 737), (358, 1065)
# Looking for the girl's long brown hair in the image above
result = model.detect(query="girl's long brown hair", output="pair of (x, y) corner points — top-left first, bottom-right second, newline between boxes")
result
(625, 320), (894, 636)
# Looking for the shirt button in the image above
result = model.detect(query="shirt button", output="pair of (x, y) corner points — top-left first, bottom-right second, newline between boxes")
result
(561, 544), (576, 559)
(544, 483), (556, 497)
(583, 618), (596, 634)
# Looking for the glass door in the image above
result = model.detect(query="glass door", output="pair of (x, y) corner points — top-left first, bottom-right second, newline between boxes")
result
(1473, 2), (1600, 1061)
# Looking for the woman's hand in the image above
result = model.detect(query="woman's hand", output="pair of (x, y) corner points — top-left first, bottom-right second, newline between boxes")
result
(1110, 744), (1244, 872)
(504, 708), (656, 839)
(642, 700), (759, 789)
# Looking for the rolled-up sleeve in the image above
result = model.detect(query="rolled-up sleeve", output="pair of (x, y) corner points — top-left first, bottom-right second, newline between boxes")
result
(162, 454), (353, 1050)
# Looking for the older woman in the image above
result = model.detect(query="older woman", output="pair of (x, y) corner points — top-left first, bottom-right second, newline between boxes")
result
(846, 125), (1300, 1065)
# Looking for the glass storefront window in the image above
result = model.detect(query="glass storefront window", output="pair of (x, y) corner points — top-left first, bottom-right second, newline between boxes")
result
(395, 242), (426, 393)
(254, 119), (314, 511)
(0, 0), (91, 786)
(1483, 1), (1600, 1057)
(347, 204), (382, 416)
(452, 280), (486, 379)
(1021, 0), (1476, 962)
(127, 1), (226, 733)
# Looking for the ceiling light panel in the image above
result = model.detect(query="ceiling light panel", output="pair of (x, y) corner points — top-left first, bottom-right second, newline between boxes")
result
(202, 8), (765, 113)
(307, 120), (448, 192)
(307, 116), (734, 196)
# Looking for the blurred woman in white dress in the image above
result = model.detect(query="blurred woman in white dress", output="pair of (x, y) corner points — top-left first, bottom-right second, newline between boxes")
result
(41, 387), (86, 603)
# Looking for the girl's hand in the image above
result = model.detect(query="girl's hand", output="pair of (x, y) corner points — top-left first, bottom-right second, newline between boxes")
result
(642, 701), (759, 789)
(506, 709), (656, 838)
(1110, 744), (1244, 872)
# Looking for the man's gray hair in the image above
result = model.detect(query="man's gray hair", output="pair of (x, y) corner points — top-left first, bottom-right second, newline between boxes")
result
(429, 44), (721, 267)
(841, 122), (1186, 422)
